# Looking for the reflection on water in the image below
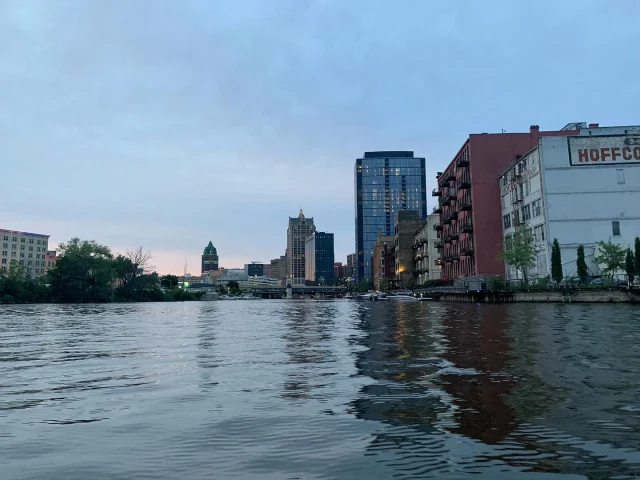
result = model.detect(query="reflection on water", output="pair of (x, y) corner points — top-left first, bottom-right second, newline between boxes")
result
(1, 301), (639, 479)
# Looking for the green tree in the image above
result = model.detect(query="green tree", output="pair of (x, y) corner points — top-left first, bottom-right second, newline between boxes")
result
(378, 278), (390, 291)
(161, 274), (179, 289)
(595, 240), (626, 277)
(576, 244), (588, 282)
(216, 284), (228, 295)
(625, 248), (635, 284)
(551, 238), (563, 282)
(48, 238), (115, 303)
(498, 224), (538, 283)
(226, 280), (242, 295)
(635, 237), (640, 277)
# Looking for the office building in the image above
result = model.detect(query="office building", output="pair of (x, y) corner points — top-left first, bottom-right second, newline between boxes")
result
(244, 262), (264, 277)
(201, 241), (219, 274)
(305, 231), (335, 284)
(45, 250), (58, 273)
(270, 255), (287, 285)
(435, 124), (582, 280)
(355, 151), (427, 281)
(394, 210), (422, 288)
(287, 209), (315, 284)
(0, 229), (50, 278)
(413, 213), (441, 285)
(499, 124), (640, 280)
(372, 232), (395, 289)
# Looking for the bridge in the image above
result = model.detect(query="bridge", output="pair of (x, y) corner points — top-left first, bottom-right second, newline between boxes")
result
(252, 285), (347, 298)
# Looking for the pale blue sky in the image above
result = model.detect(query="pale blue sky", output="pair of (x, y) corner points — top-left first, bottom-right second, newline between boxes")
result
(2, 0), (639, 274)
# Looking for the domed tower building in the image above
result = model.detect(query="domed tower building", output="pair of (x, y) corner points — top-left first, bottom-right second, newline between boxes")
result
(201, 241), (219, 274)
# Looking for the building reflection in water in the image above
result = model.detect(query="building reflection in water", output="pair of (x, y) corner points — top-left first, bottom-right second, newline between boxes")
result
(279, 301), (338, 401)
(196, 304), (220, 392)
(351, 302), (519, 444)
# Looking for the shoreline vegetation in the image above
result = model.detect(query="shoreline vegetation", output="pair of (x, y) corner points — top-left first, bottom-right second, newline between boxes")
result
(0, 238), (202, 304)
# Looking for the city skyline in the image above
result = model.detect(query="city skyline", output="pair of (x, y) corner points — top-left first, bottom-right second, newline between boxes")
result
(2, 1), (640, 274)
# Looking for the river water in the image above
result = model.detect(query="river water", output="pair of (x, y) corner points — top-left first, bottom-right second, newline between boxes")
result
(1, 301), (639, 479)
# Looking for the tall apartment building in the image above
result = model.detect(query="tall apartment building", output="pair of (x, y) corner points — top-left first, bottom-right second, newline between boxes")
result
(413, 213), (441, 285)
(305, 231), (335, 284)
(1, 229), (50, 278)
(346, 253), (356, 278)
(201, 241), (219, 274)
(499, 124), (640, 280)
(355, 151), (427, 281)
(394, 210), (423, 288)
(434, 124), (582, 280)
(287, 210), (315, 284)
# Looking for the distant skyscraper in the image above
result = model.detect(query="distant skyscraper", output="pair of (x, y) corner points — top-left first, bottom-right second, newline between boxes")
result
(286, 209), (315, 284)
(355, 151), (427, 281)
(201, 241), (219, 274)
(305, 231), (335, 284)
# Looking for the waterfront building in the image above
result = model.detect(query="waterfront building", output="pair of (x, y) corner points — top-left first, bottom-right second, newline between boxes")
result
(435, 124), (584, 280)
(498, 124), (640, 280)
(201, 241), (219, 274)
(305, 231), (335, 284)
(269, 255), (287, 285)
(287, 210), (315, 285)
(262, 263), (271, 278)
(0, 228), (50, 279)
(413, 213), (442, 285)
(346, 253), (356, 278)
(394, 210), (423, 288)
(45, 250), (58, 273)
(371, 232), (394, 289)
(355, 151), (427, 281)
(244, 262), (264, 277)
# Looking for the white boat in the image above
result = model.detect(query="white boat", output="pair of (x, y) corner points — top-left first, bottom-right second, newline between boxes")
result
(344, 293), (355, 299)
(389, 293), (419, 301)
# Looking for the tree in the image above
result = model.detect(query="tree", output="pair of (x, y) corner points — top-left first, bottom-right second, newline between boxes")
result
(48, 238), (114, 302)
(625, 248), (635, 284)
(635, 237), (640, 277)
(498, 224), (538, 283)
(216, 284), (228, 295)
(595, 240), (625, 277)
(161, 274), (179, 289)
(227, 281), (241, 295)
(551, 238), (563, 282)
(378, 278), (390, 291)
(576, 244), (588, 282)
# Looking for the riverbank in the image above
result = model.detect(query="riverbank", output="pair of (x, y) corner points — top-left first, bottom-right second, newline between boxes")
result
(431, 288), (640, 303)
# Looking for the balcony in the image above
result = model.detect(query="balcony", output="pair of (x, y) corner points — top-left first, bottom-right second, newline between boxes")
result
(461, 242), (475, 256)
(444, 211), (458, 224)
(451, 230), (459, 240)
(456, 155), (469, 168)
(431, 188), (441, 197)
(447, 190), (457, 201)
(435, 241), (443, 249)
(457, 176), (471, 190)
(443, 234), (452, 243)
(459, 197), (472, 211)
(434, 223), (443, 231)
(438, 177), (449, 188)
(433, 205), (442, 214)
(446, 170), (456, 181)
(461, 220), (474, 233)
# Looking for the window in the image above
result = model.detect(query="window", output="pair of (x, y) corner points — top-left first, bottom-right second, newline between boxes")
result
(35, 261), (40, 266)
(37, 247), (41, 252)
(1, 251), (6, 256)
(612, 221), (621, 236)
(11, 244), (16, 249)
(19, 260), (24, 265)
(1, 260), (5, 265)
(533, 225), (545, 242)
(20, 238), (25, 243)
(29, 239), (34, 244)
(28, 246), (33, 251)
(12, 237), (17, 242)
(503, 214), (512, 229)
(20, 245), (25, 250)
(522, 204), (532, 221)
(617, 169), (625, 184)
(2, 243), (6, 248)
(3, 236), (7, 241)
(28, 261), (32, 266)
(11, 252), (16, 257)
(531, 199), (542, 217)
(20, 253), (24, 258)
(28, 253), (33, 258)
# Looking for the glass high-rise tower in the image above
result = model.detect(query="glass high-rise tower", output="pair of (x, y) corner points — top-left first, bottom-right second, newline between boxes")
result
(355, 151), (427, 281)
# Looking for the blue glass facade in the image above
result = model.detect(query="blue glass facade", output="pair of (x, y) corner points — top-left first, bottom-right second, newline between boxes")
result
(313, 232), (335, 284)
(355, 151), (427, 281)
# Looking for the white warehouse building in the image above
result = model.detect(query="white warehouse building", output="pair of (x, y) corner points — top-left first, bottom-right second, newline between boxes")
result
(499, 123), (640, 281)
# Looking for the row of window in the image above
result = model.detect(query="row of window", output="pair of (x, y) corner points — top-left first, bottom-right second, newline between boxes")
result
(1, 236), (46, 245)
(2, 244), (45, 252)
(503, 198), (543, 229)
(1, 256), (44, 265)
(1, 251), (45, 259)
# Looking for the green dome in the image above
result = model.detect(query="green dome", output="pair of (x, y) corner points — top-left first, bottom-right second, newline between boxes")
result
(203, 241), (217, 255)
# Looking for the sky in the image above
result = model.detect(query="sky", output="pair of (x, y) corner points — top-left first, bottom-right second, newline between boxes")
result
(2, 0), (639, 274)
